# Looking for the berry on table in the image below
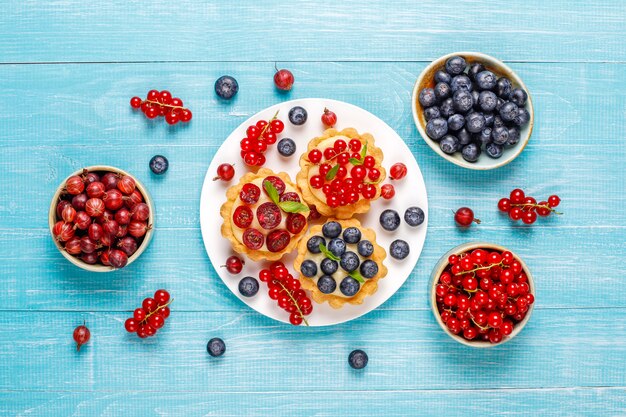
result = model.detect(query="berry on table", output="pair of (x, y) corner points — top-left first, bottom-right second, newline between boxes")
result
(288, 106), (308, 125)
(207, 337), (226, 357)
(454, 207), (480, 227)
(130, 91), (192, 124)
(73, 321), (90, 351)
(215, 75), (239, 100)
(321, 108), (337, 127)
(125, 290), (172, 338)
(213, 163), (235, 181)
(389, 239), (410, 260)
(389, 163), (407, 180)
(277, 138), (296, 157)
(274, 68), (294, 91)
(499, 189), (562, 223)
(348, 349), (369, 369)
(379, 209), (401, 231)
(149, 155), (169, 175)
(404, 206), (425, 227)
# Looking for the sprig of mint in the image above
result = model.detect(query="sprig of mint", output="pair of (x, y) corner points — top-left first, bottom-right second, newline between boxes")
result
(319, 243), (340, 261)
(325, 164), (340, 181)
(263, 180), (310, 214)
(348, 269), (365, 283)
(349, 141), (368, 166)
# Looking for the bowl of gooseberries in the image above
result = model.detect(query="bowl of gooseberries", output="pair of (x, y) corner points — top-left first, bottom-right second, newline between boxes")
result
(430, 242), (535, 347)
(49, 166), (155, 272)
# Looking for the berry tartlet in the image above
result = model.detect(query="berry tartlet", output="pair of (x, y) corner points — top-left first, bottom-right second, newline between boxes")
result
(296, 128), (386, 219)
(294, 218), (388, 308)
(220, 168), (309, 261)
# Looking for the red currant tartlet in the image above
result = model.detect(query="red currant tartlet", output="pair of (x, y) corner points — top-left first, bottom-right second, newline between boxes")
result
(296, 128), (386, 219)
(220, 168), (309, 261)
(293, 218), (388, 309)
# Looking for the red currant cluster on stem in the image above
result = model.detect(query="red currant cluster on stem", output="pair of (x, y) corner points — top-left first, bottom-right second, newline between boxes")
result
(498, 189), (562, 224)
(240, 112), (285, 168)
(259, 262), (312, 326)
(436, 248), (534, 344)
(125, 290), (172, 338)
(130, 90), (192, 125)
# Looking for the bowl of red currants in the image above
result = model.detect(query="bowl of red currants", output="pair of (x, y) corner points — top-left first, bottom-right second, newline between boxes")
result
(412, 52), (534, 170)
(49, 166), (155, 272)
(430, 242), (535, 347)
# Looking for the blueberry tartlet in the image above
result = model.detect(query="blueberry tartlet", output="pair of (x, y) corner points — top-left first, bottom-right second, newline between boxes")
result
(296, 128), (386, 219)
(220, 168), (309, 261)
(293, 218), (388, 308)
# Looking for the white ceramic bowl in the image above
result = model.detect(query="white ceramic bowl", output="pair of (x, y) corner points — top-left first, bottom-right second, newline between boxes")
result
(429, 242), (535, 347)
(49, 165), (155, 272)
(412, 52), (534, 170)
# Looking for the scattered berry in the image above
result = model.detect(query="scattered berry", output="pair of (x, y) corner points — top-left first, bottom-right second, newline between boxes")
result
(213, 163), (235, 181)
(498, 190), (562, 224)
(379, 209), (401, 231)
(223, 256), (244, 274)
(238, 276), (260, 297)
(288, 106), (308, 125)
(277, 138), (296, 157)
(389, 239), (410, 260)
(130, 91), (192, 125)
(389, 163), (407, 180)
(214, 75), (238, 100)
(73, 322), (90, 351)
(124, 290), (172, 338)
(454, 207), (480, 227)
(149, 155), (169, 175)
(207, 337), (226, 357)
(380, 184), (395, 199)
(404, 206), (425, 227)
(348, 349), (368, 369)
(274, 68), (294, 91)
(321, 108), (337, 127)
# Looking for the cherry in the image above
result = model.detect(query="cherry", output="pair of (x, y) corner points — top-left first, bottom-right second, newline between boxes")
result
(286, 213), (307, 234)
(263, 176), (285, 195)
(381, 184), (395, 199)
(233, 205), (253, 228)
(240, 183), (261, 204)
(256, 202), (282, 230)
(242, 228), (264, 250)
(279, 192), (301, 203)
(213, 164), (235, 181)
(73, 322), (90, 351)
(321, 108), (337, 127)
(389, 163), (407, 180)
(223, 256), (244, 274)
(266, 230), (291, 253)
(454, 207), (480, 227)
(274, 68), (294, 91)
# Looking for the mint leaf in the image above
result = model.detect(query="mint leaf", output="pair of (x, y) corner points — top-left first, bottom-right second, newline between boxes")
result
(325, 164), (339, 181)
(263, 180), (279, 204)
(349, 269), (365, 283)
(349, 157), (362, 166)
(278, 201), (310, 213)
(360, 141), (368, 160)
(319, 243), (340, 261)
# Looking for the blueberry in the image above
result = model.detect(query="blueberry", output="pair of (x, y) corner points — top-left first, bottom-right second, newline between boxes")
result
(495, 98), (505, 111)
(465, 112), (486, 133)
(491, 126), (509, 145)
(322, 221), (342, 238)
(434, 70), (452, 84)
(493, 115), (505, 129)
(513, 108), (530, 126)
(439, 98), (455, 118)
(461, 143), (481, 162)
(348, 349), (368, 369)
(476, 127), (492, 147)
(499, 102), (519, 122)
(404, 206), (425, 227)
(452, 90), (473, 113)
(360, 260), (379, 279)
(300, 260), (318, 277)
(457, 128), (472, 145)
(485, 142), (503, 158)
(468, 63), (486, 81)
(340, 277), (360, 297)
(483, 112), (495, 127)
(317, 275), (337, 294)
(389, 239), (410, 260)
(357, 240), (374, 257)
(450, 75), (472, 93)
(288, 106), (308, 125)
(509, 88), (528, 106)
(418, 88), (437, 107)
(214, 75), (238, 100)
(439, 135), (459, 154)
(445, 56), (466, 75)
(447, 114), (465, 131)
(496, 77), (512, 99)
(425, 117), (448, 141)
(238, 276), (259, 297)
(340, 251), (360, 272)
(475, 70), (497, 90)
(478, 91), (498, 112)
(433, 83), (451, 102)
(307, 236), (326, 254)
(149, 155), (169, 175)
(343, 227), (362, 244)
(320, 258), (339, 275)
(379, 209), (401, 231)
(277, 138), (296, 157)
(327, 238), (346, 257)
(506, 127), (521, 146)
(207, 338), (226, 357)
(424, 106), (441, 121)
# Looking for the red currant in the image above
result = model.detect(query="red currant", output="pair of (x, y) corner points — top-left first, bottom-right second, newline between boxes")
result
(498, 198), (511, 212)
(510, 188), (525, 204)
(547, 195), (561, 207)
(309, 175), (324, 189)
(348, 139), (362, 152)
(308, 149), (322, 164)
(130, 96), (142, 109)
(270, 119), (284, 134)
(522, 210), (537, 224)
(363, 155), (376, 169)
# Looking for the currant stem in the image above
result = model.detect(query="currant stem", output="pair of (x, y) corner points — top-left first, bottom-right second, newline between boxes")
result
(257, 110), (280, 141)
(141, 298), (173, 326)
(510, 203), (562, 215)
(453, 261), (505, 276)
(274, 279), (309, 326)
(143, 99), (188, 111)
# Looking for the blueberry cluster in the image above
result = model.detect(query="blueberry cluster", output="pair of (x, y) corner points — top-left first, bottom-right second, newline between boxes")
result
(302, 221), (379, 297)
(378, 207), (424, 260)
(419, 55), (530, 162)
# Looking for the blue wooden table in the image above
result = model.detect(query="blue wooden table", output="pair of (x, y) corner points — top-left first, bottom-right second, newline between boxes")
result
(1, 1), (625, 415)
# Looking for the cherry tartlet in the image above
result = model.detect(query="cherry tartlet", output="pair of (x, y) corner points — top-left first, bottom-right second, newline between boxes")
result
(220, 168), (309, 261)
(293, 218), (388, 309)
(296, 128), (386, 219)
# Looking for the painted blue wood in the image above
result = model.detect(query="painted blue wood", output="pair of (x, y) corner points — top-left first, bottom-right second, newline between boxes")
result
(0, 1), (625, 416)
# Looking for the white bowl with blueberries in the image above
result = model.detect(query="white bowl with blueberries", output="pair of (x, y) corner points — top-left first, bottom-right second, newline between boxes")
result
(412, 52), (534, 170)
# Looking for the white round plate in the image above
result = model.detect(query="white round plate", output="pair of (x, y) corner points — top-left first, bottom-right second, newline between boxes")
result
(200, 98), (428, 326)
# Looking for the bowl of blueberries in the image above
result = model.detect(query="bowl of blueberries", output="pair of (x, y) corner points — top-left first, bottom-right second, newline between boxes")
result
(412, 52), (533, 170)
